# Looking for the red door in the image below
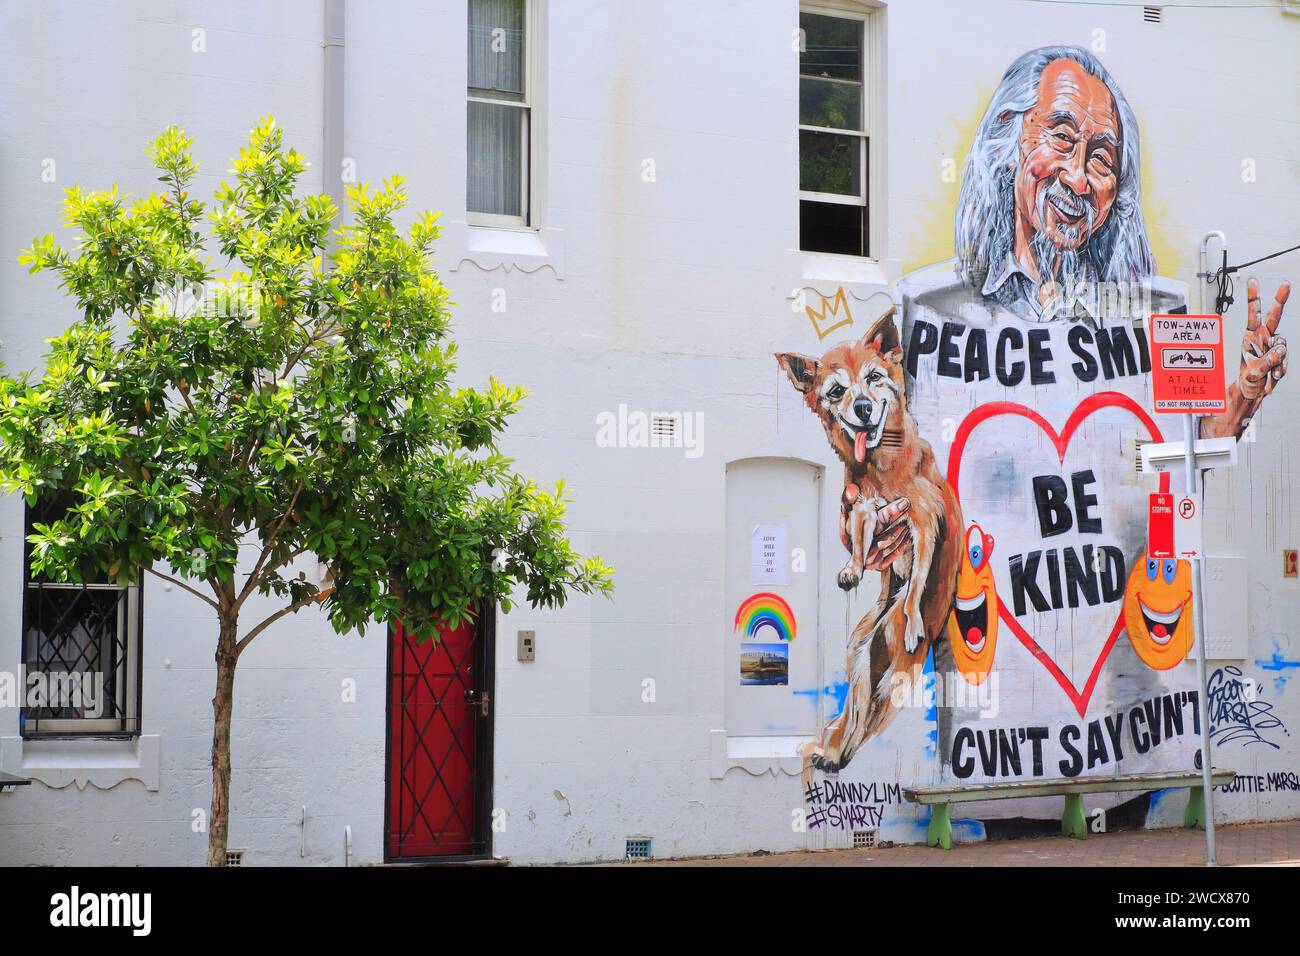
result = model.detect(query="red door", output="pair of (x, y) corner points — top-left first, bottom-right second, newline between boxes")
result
(385, 614), (494, 860)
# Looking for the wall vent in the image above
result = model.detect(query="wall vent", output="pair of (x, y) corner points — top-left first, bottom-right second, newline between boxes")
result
(1142, 6), (1162, 23)
(624, 838), (652, 860)
(651, 414), (678, 442)
(224, 849), (245, 867)
(852, 829), (878, 850)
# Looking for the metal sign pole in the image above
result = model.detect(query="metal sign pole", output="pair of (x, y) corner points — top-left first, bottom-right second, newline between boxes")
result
(1183, 411), (1217, 866)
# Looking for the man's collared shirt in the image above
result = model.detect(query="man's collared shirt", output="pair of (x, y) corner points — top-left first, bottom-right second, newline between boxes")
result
(981, 252), (1103, 326)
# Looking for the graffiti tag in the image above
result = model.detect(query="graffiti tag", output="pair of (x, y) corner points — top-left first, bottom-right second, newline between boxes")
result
(1207, 665), (1288, 750)
(1216, 771), (1300, 795)
(804, 780), (899, 830)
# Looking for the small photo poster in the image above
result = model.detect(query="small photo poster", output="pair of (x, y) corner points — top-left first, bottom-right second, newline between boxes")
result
(739, 643), (789, 686)
(750, 524), (788, 586)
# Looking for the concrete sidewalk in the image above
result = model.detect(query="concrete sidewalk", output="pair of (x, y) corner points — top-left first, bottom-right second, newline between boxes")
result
(633, 820), (1300, 866)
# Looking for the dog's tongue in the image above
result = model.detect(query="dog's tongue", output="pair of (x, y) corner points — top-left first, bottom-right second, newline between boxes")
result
(854, 430), (868, 463)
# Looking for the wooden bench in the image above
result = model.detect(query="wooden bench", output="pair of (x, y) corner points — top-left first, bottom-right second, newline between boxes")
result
(903, 769), (1235, 850)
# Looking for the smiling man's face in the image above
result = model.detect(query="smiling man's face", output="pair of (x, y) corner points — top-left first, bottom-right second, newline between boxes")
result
(1013, 58), (1121, 254)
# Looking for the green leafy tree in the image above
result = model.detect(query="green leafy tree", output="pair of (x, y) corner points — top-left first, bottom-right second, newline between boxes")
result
(1, 119), (612, 866)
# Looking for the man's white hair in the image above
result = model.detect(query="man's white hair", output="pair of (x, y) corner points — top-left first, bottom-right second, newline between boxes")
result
(954, 46), (1154, 289)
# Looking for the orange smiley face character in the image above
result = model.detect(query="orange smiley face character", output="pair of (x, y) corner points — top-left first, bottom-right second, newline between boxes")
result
(1123, 556), (1194, 670)
(946, 524), (999, 685)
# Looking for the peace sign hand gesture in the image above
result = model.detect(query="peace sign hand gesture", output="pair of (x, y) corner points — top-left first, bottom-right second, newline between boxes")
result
(1240, 277), (1290, 402)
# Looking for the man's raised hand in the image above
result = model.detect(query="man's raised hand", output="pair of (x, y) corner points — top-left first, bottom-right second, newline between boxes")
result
(1240, 277), (1289, 402)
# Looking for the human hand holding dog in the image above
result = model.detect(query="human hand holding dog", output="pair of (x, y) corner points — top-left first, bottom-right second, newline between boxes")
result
(840, 495), (911, 571)
(864, 498), (912, 570)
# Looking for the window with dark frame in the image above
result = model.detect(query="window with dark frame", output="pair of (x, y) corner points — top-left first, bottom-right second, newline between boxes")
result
(20, 499), (142, 738)
(467, 0), (531, 226)
(799, 9), (870, 257)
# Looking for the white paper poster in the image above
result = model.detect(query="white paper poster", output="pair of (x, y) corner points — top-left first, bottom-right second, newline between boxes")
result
(751, 524), (788, 586)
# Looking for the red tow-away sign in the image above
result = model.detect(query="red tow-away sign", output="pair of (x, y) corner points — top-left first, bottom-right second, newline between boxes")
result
(1150, 314), (1226, 413)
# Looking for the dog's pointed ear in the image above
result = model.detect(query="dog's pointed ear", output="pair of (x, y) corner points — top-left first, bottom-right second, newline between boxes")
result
(775, 352), (819, 393)
(863, 307), (900, 352)
(863, 307), (902, 361)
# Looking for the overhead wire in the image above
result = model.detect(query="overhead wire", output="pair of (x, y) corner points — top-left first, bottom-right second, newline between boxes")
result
(1209, 243), (1300, 314)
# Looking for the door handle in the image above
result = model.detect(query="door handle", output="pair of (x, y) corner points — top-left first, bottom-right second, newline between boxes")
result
(464, 689), (491, 717)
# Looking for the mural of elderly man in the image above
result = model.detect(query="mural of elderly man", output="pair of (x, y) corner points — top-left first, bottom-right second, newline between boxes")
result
(947, 46), (1288, 437)
(857, 47), (1287, 596)
(881, 45), (1293, 772)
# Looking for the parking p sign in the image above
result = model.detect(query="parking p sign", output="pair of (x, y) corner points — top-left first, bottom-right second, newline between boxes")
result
(1175, 491), (1203, 560)
(1150, 314), (1226, 413)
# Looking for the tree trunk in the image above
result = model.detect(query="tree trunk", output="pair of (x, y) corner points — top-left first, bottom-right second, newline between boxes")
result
(207, 615), (239, 867)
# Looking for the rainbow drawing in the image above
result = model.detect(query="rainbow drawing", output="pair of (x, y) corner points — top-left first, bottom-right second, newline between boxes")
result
(733, 592), (797, 642)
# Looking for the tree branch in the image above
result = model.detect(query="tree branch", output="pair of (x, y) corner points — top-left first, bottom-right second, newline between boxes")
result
(236, 589), (329, 656)
(174, 377), (202, 421)
(234, 478), (305, 612)
(144, 566), (219, 610)
(210, 574), (234, 612)
(233, 546), (310, 609)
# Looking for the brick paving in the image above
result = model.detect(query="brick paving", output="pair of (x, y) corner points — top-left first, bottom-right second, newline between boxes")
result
(632, 819), (1300, 866)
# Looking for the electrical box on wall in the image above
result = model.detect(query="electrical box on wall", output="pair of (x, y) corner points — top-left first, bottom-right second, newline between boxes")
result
(517, 629), (535, 662)
(1199, 555), (1248, 660)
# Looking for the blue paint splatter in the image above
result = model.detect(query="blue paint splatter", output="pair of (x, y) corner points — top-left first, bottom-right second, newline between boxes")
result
(897, 807), (987, 846)
(1146, 788), (1174, 826)
(922, 648), (938, 758)
(793, 678), (850, 719)
(953, 818), (987, 842)
(1255, 642), (1300, 694)
(1146, 788), (1196, 827)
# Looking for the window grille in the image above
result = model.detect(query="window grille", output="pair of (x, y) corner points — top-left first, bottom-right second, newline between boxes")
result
(20, 500), (142, 738)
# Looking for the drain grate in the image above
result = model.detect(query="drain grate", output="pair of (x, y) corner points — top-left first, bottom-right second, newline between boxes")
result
(852, 830), (877, 850)
(224, 849), (245, 867)
(625, 838), (652, 860)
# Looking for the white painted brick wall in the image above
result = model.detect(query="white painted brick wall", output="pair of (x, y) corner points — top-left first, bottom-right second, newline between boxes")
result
(0, 0), (1296, 865)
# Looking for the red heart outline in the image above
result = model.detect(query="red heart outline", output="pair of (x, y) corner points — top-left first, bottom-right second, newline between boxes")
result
(947, 392), (1169, 717)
